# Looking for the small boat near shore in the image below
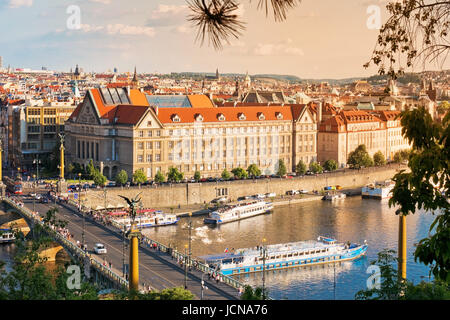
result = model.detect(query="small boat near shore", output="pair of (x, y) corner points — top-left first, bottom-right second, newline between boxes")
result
(204, 200), (273, 225)
(322, 191), (346, 201)
(362, 180), (395, 200)
(199, 236), (368, 275)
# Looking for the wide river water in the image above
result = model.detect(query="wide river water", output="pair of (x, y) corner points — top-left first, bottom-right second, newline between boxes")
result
(0, 196), (436, 300)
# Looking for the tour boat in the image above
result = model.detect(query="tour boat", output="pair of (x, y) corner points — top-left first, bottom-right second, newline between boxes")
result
(322, 191), (346, 201)
(199, 236), (368, 276)
(203, 200), (273, 225)
(0, 229), (15, 244)
(362, 180), (395, 200)
(113, 212), (179, 229)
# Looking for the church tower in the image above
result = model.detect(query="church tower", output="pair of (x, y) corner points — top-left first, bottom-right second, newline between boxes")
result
(131, 66), (139, 89)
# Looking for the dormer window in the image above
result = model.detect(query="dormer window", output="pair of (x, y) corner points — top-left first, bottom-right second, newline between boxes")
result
(171, 114), (180, 122)
(276, 112), (283, 120)
(257, 112), (265, 120)
(217, 113), (226, 121)
(238, 113), (246, 121)
(195, 114), (204, 122)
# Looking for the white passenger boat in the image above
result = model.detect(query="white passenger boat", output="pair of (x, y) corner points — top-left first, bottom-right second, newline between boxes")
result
(362, 180), (395, 199)
(204, 200), (273, 225)
(200, 236), (368, 276)
(0, 229), (15, 244)
(322, 191), (346, 201)
(113, 212), (179, 230)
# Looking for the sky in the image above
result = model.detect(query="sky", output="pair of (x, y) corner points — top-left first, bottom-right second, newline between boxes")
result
(0, 0), (448, 79)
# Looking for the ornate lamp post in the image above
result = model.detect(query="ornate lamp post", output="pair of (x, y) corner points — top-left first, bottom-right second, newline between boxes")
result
(33, 156), (41, 181)
(32, 174), (36, 213)
(58, 134), (65, 180)
(260, 238), (267, 300)
(119, 193), (142, 292)
(0, 135), (3, 182)
(78, 173), (85, 248)
(184, 244), (188, 289)
(188, 212), (192, 271)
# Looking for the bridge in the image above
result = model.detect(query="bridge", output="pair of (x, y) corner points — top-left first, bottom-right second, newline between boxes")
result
(1, 195), (245, 300)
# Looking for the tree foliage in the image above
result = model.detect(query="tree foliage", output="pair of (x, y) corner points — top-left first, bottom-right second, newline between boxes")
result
(389, 106), (450, 282)
(115, 170), (128, 186)
(347, 144), (374, 169)
(194, 170), (201, 181)
(355, 249), (450, 300)
(187, 0), (301, 49)
(240, 285), (264, 300)
(365, 0), (450, 79)
(167, 167), (184, 183)
(221, 168), (231, 180)
(133, 169), (147, 185)
(155, 171), (166, 183)
(323, 159), (338, 171)
(247, 164), (262, 177)
(309, 161), (323, 174)
(276, 159), (287, 176)
(373, 151), (387, 166)
(295, 160), (307, 175)
(232, 167), (248, 179)
(93, 171), (107, 187)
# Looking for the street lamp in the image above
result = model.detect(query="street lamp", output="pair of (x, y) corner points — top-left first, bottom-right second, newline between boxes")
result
(188, 212), (192, 271)
(17, 167), (21, 180)
(33, 156), (41, 182)
(260, 238), (267, 300)
(78, 172), (85, 248)
(184, 244), (188, 289)
(32, 174), (36, 213)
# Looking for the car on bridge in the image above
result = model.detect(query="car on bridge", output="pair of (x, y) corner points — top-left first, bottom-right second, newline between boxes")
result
(94, 243), (107, 255)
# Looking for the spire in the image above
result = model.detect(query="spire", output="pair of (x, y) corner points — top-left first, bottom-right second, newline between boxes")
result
(131, 66), (138, 89)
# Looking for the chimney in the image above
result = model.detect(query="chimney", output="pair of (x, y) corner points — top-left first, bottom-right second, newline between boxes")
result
(318, 101), (323, 123)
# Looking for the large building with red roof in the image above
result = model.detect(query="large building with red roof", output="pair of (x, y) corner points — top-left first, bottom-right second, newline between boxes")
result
(64, 88), (320, 180)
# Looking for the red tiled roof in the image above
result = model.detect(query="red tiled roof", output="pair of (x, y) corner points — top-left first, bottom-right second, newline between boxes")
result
(157, 106), (293, 124)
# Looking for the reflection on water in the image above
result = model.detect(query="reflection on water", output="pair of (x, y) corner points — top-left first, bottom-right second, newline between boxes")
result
(142, 197), (436, 300)
(1, 197), (436, 300)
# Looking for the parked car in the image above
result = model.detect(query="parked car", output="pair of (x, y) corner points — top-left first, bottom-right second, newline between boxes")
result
(40, 197), (49, 203)
(254, 194), (266, 199)
(286, 190), (299, 195)
(82, 183), (90, 189)
(94, 243), (107, 255)
(265, 192), (276, 198)
(299, 190), (308, 194)
(106, 181), (116, 187)
(336, 185), (342, 190)
(211, 197), (228, 204)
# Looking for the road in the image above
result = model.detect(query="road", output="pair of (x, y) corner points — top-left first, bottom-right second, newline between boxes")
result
(21, 192), (239, 300)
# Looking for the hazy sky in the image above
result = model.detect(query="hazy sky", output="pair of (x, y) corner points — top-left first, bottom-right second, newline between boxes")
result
(0, 0), (447, 79)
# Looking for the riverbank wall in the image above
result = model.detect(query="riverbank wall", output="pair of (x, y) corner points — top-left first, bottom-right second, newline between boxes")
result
(83, 164), (406, 210)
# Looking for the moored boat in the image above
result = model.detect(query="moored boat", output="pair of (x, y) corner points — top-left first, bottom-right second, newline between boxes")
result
(362, 180), (395, 199)
(0, 229), (15, 244)
(203, 200), (273, 225)
(199, 236), (368, 275)
(113, 212), (179, 230)
(322, 191), (346, 201)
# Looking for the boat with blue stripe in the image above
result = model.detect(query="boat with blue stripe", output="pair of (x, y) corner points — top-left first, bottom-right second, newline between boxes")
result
(204, 199), (273, 225)
(199, 236), (368, 275)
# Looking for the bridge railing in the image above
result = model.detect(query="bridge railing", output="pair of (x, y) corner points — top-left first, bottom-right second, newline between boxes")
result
(2, 197), (128, 290)
(55, 197), (246, 292)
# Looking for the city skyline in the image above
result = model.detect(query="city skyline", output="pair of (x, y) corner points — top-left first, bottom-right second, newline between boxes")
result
(2, 0), (448, 79)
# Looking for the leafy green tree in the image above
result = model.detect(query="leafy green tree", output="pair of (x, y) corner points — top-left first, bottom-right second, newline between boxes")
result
(193, 171), (201, 181)
(276, 159), (287, 176)
(437, 101), (449, 115)
(373, 151), (386, 166)
(393, 149), (411, 164)
(133, 169), (147, 185)
(110, 287), (195, 300)
(167, 167), (184, 183)
(389, 106), (450, 282)
(86, 160), (96, 179)
(347, 144), (374, 169)
(356, 249), (450, 300)
(323, 159), (338, 171)
(155, 171), (165, 184)
(93, 171), (107, 187)
(231, 167), (248, 179)
(241, 285), (264, 300)
(0, 209), (98, 300)
(309, 161), (323, 174)
(295, 160), (307, 175)
(115, 170), (128, 186)
(247, 164), (261, 178)
(221, 169), (231, 180)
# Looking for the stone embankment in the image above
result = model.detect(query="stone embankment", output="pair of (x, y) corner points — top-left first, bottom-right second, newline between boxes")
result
(82, 164), (406, 211)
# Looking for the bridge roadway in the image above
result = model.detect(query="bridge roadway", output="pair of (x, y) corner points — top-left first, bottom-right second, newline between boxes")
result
(20, 195), (240, 300)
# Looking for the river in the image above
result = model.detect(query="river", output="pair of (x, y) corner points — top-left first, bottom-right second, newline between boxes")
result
(142, 196), (436, 300)
(0, 196), (436, 300)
